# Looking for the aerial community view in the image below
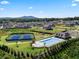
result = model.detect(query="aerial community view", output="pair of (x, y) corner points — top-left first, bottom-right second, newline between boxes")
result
(0, 0), (79, 59)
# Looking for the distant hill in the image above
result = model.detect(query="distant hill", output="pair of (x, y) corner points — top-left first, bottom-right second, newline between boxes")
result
(20, 16), (37, 19)
(0, 16), (37, 19)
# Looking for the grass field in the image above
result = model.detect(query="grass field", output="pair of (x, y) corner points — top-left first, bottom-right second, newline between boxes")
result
(0, 49), (15, 59)
(0, 25), (79, 57)
(48, 40), (79, 59)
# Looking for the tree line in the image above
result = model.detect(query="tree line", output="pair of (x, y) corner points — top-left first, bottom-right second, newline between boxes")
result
(0, 17), (79, 23)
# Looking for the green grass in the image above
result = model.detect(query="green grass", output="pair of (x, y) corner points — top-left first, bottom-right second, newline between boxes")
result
(0, 49), (15, 59)
(0, 25), (79, 58)
(0, 28), (51, 56)
(6, 41), (45, 55)
(54, 40), (79, 59)
(0, 35), (45, 55)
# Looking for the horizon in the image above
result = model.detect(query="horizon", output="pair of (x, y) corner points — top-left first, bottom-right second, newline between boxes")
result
(0, 0), (79, 18)
(0, 15), (79, 18)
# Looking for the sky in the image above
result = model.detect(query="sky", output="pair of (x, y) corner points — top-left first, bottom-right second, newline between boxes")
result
(0, 0), (79, 18)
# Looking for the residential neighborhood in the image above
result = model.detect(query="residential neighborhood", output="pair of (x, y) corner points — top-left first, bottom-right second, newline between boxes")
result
(0, 0), (79, 59)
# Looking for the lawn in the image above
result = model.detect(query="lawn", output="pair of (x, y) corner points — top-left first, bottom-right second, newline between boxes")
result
(0, 25), (79, 56)
(51, 40), (79, 59)
(0, 49), (15, 59)
(0, 28), (52, 56)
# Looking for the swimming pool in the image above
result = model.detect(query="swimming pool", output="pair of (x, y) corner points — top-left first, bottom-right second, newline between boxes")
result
(32, 37), (65, 47)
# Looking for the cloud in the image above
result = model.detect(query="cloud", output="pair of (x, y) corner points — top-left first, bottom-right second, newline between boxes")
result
(28, 7), (33, 9)
(74, 0), (79, 2)
(72, 0), (79, 2)
(72, 0), (79, 7)
(72, 3), (77, 6)
(39, 11), (43, 14)
(0, 0), (9, 5)
(0, 8), (4, 11)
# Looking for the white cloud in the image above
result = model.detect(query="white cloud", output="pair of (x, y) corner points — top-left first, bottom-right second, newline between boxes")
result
(0, 8), (4, 11)
(72, 3), (77, 6)
(0, 0), (9, 5)
(72, 0), (79, 7)
(39, 11), (43, 14)
(73, 0), (79, 2)
(28, 7), (33, 9)
(74, 0), (79, 2)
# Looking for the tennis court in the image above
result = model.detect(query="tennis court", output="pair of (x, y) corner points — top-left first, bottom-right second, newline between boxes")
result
(6, 33), (34, 41)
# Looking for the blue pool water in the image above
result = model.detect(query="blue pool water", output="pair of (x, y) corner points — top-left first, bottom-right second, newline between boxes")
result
(40, 37), (65, 47)
(33, 37), (65, 47)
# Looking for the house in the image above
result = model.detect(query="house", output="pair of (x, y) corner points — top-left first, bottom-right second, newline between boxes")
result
(2, 22), (14, 29)
(47, 22), (55, 27)
(43, 25), (53, 30)
(64, 21), (76, 26)
(68, 30), (79, 38)
(0, 24), (3, 29)
(73, 20), (79, 25)
(55, 31), (71, 39)
(15, 23), (32, 28)
(32, 22), (44, 27)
